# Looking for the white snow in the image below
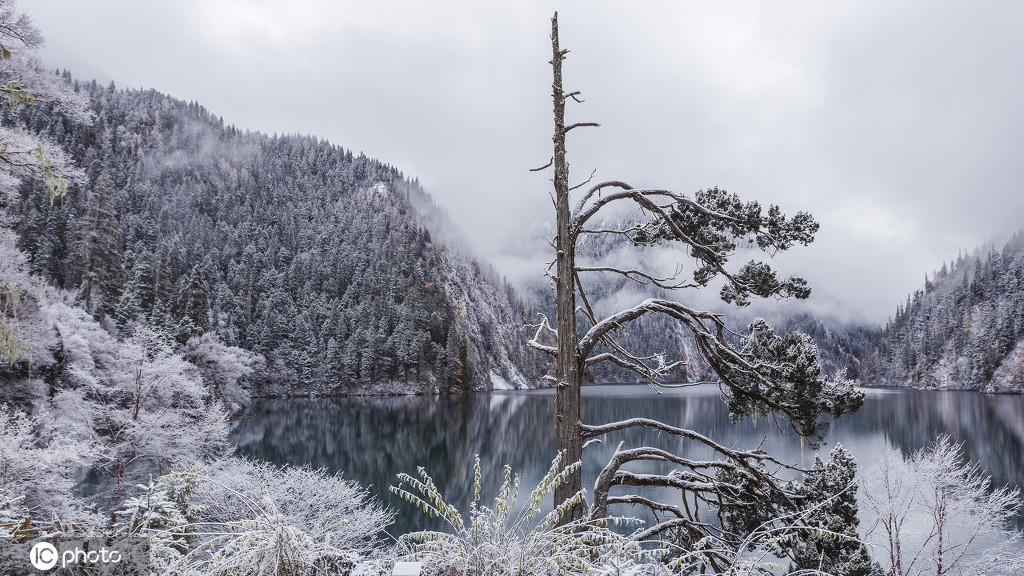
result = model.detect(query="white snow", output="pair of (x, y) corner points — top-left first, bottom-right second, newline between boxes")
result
(489, 369), (514, 390)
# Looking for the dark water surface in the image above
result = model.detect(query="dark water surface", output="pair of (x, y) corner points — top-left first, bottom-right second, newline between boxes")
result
(230, 385), (1024, 536)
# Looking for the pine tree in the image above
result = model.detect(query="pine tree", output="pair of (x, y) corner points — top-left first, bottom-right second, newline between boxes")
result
(172, 262), (210, 342)
(787, 445), (882, 576)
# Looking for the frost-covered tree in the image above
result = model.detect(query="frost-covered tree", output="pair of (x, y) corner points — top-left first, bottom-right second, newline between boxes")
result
(74, 170), (123, 316)
(183, 331), (264, 412)
(529, 12), (863, 547)
(50, 315), (229, 524)
(0, 228), (32, 372)
(0, 227), (65, 404)
(861, 435), (1024, 576)
(0, 0), (89, 201)
(783, 445), (881, 576)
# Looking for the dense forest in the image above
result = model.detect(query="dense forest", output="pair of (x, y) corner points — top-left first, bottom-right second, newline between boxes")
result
(3, 73), (544, 396)
(860, 230), (1024, 391)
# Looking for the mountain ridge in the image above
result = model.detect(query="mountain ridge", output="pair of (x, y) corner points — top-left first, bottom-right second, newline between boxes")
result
(4, 73), (544, 395)
(859, 229), (1024, 392)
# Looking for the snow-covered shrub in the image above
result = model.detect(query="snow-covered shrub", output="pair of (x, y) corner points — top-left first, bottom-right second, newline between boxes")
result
(391, 453), (660, 576)
(184, 331), (264, 412)
(165, 457), (394, 576)
(0, 406), (98, 530)
(118, 473), (204, 572)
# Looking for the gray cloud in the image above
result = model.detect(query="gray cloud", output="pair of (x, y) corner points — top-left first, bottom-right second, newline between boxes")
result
(24, 0), (1024, 324)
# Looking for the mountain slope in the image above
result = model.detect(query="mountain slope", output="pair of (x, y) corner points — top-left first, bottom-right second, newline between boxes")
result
(861, 230), (1024, 392)
(5, 74), (542, 394)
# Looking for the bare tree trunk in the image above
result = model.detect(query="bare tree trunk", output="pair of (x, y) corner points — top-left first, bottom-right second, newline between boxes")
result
(109, 460), (126, 527)
(550, 11), (583, 525)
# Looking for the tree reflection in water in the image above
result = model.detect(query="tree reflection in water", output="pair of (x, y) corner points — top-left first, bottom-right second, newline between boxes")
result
(231, 385), (1024, 535)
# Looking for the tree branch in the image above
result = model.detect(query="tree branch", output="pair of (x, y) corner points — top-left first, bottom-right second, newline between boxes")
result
(577, 225), (645, 236)
(569, 168), (597, 192)
(581, 417), (795, 471)
(526, 314), (558, 356)
(575, 264), (694, 290)
(562, 90), (585, 103)
(530, 157), (554, 172)
(576, 298), (717, 360)
(571, 182), (738, 229)
(564, 122), (600, 133)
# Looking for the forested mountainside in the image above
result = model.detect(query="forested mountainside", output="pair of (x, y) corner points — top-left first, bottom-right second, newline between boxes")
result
(3, 72), (543, 395)
(860, 230), (1024, 392)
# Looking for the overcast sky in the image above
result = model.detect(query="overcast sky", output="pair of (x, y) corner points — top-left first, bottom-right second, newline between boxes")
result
(24, 1), (1024, 324)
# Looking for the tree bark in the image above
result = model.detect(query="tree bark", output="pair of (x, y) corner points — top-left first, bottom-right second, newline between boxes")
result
(550, 11), (584, 525)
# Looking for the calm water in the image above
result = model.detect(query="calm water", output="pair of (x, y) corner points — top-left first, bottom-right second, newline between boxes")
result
(230, 385), (1024, 536)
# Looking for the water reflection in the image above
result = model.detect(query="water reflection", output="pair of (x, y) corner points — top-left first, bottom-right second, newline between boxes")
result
(231, 385), (1024, 535)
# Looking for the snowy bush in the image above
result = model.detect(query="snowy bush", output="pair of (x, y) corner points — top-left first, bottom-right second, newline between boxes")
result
(0, 406), (99, 530)
(391, 453), (662, 576)
(184, 331), (264, 412)
(151, 458), (395, 576)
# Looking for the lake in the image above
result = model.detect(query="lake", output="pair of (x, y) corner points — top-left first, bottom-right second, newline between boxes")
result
(230, 385), (1024, 537)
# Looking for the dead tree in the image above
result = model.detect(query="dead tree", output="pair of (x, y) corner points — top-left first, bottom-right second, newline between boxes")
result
(529, 12), (865, 548)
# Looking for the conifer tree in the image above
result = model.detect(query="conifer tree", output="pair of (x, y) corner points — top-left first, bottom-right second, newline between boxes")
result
(532, 14), (862, 538)
(786, 445), (882, 576)
(76, 170), (123, 316)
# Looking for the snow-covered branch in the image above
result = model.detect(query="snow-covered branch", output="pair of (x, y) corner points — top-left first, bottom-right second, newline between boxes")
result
(564, 121), (600, 133)
(0, 0), (91, 200)
(571, 181), (737, 228)
(575, 263), (694, 290)
(576, 297), (720, 361)
(583, 418), (798, 539)
(526, 313), (558, 356)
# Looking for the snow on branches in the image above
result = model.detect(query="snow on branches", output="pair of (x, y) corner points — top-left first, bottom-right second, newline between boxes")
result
(0, 0), (90, 201)
(861, 435), (1024, 576)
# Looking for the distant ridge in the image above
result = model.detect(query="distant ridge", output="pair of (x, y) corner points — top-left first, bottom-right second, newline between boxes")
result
(860, 230), (1024, 392)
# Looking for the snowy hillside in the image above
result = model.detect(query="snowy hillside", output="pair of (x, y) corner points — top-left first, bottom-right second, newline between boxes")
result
(2, 76), (543, 395)
(861, 230), (1024, 391)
